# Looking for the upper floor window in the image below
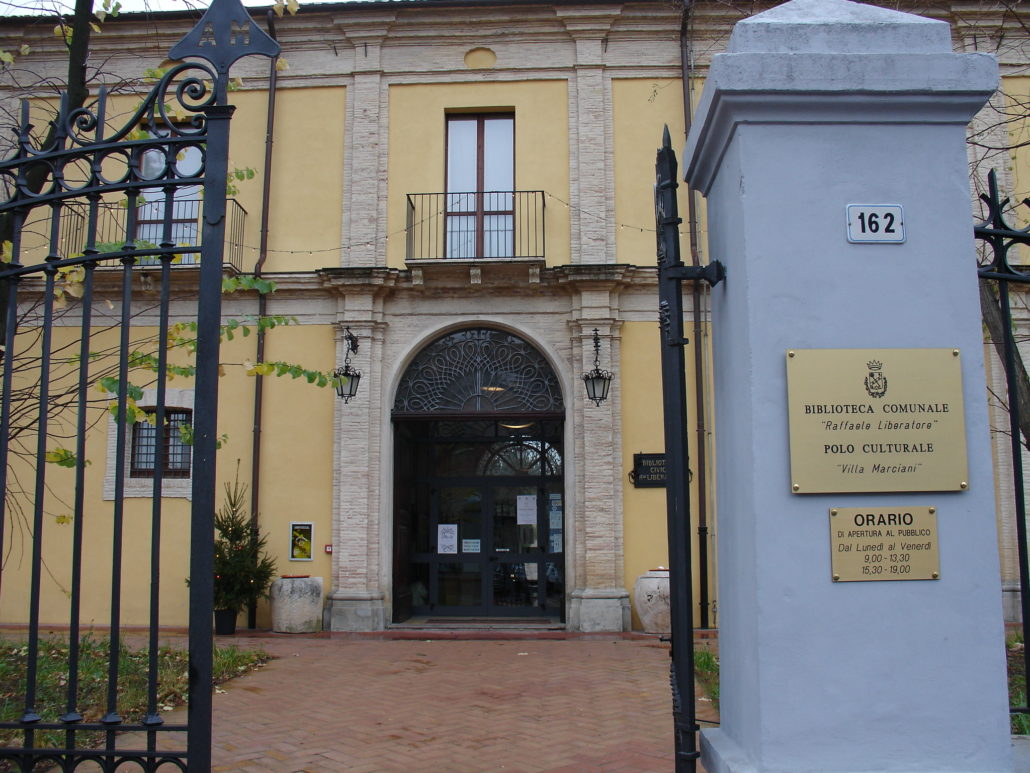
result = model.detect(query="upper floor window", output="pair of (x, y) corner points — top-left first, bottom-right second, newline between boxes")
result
(137, 132), (203, 264)
(446, 114), (514, 258)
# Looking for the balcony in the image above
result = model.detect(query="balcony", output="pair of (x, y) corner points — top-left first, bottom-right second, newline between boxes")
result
(58, 198), (248, 272)
(406, 191), (545, 262)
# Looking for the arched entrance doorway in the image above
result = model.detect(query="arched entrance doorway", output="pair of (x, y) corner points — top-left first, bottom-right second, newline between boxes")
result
(391, 328), (565, 623)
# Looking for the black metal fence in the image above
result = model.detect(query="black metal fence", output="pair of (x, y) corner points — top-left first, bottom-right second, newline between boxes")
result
(654, 127), (724, 773)
(974, 169), (1030, 728)
(0, 2), (278, 769)
(405, 190), (546, 261)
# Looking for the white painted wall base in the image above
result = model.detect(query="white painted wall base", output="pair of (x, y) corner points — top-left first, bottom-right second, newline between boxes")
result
(700, 731), (756, 773)
(703, 730), (1014, 773)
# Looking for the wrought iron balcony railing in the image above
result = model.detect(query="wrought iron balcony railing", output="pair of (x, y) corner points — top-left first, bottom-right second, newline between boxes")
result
(406, 190), (545, 261)
(58, 198), (248, 272)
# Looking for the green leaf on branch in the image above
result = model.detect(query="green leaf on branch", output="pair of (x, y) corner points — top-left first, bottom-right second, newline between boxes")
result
(44, 448), (89, 468)
(222, 276), (278, 295)
(96, 377), (144, 402)
(127, 351), (196, 379)
(243, 360), (335, 387)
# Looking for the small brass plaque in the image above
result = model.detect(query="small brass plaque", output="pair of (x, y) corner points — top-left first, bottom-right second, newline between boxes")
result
(787, 348), (968, 493)
(830, 507), (940, 582)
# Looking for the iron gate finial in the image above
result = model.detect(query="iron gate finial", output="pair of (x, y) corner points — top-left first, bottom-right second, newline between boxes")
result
(169, 0), (281, 75)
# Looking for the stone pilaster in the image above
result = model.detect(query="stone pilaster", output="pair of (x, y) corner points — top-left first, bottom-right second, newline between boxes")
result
(338, 16), (394, 269)
(567, 312), (628, 632)
(559, 9), (619, 266)
(325, 303), (388, 631)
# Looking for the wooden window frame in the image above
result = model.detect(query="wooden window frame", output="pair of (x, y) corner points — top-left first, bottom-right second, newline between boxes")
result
(445, 113), (515, 259)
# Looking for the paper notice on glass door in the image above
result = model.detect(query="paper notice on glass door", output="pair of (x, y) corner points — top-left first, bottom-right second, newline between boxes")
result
(548, 493), (563, 530)
(438, 524), (458, 554)
(517, 495), (537, 525)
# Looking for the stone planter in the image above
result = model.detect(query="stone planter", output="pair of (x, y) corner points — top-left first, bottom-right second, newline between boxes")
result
(633, 568), (671, 634)
(270, 576), (324, 633)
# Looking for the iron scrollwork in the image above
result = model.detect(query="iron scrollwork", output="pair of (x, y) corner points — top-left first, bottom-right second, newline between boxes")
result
(2, 64), (215, 215)
(394, 328), (564, 414)
(976, 168), (1030, 280)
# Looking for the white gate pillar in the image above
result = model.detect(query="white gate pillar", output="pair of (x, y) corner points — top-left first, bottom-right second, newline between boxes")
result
(683, 1), (1009, 772)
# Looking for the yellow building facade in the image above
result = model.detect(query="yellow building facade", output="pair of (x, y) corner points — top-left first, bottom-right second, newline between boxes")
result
(0, 0), (1027, 632)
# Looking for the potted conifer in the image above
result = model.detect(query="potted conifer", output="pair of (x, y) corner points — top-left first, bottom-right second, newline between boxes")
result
(212, 477), (277, 635)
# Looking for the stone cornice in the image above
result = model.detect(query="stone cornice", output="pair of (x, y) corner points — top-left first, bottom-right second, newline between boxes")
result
(331, 12), (398, 39)
(556, 6), (623, 34)
(309, 263), (658, 294)
(0, 1), (681, 86)
(685, 49), (998, 194)
(314, 266), (401, 294)
(551, 262), (639, 287)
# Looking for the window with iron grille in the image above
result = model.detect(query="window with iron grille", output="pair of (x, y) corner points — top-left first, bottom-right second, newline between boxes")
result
(130, 409), (192, 478)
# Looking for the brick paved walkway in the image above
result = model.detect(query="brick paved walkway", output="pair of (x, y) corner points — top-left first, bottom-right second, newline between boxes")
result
(197, 635), (717, 773)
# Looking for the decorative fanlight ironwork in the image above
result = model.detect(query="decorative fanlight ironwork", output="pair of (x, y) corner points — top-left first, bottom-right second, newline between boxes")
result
(582, 328), (613, 406)
(334, 328), (362, 403)
(393, 328), (564, 414)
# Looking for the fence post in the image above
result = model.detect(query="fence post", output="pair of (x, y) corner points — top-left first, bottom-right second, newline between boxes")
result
(683, 1), (1007, 771)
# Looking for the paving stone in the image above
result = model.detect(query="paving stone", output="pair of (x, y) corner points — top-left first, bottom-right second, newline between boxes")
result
(117, 635), (715, 771)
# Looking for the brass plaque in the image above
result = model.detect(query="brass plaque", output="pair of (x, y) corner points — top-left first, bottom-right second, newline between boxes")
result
(786, 348), (968, 493)
(830, 507), (940, 582)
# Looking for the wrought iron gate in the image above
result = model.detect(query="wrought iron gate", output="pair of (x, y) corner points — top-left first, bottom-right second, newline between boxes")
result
(975, 169), (1030, 730)
(654, 127), (724, 773)
(0, 1), (277, 769)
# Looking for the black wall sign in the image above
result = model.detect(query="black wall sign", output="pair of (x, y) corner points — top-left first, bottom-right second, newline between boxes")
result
(631, 453), (667, 488)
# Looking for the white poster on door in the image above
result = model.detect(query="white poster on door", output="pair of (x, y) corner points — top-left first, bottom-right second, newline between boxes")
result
(548, 493), (563, 530)
(438, 524), (458, 554)
(516, 495), (537, 525)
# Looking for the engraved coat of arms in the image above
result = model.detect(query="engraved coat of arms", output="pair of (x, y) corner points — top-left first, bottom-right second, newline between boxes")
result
(864, 360), (887, 398)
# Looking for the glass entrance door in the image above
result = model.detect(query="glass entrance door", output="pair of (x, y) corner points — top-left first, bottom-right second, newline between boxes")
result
(393, 419), (564, 620)
(489, 483), (563, 614)
(431, 483), (563, 616)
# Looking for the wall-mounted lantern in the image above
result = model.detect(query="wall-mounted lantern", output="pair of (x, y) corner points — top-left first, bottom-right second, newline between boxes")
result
(333, 327), (362, 403)
(581, 328), (613, 406)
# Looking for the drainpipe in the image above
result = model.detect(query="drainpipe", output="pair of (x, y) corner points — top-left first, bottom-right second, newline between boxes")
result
(679, 0), (712, 630)
(248, 10), (279, 630)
